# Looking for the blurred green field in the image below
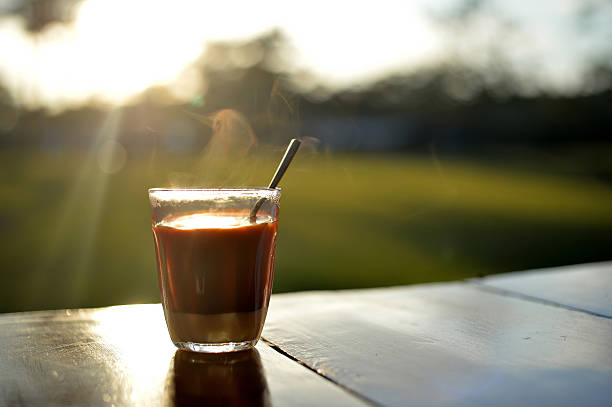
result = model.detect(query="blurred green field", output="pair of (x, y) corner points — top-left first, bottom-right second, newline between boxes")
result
(1, 149), (611, 313)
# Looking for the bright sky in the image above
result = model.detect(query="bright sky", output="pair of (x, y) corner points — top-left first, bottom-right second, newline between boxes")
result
(0, 0), (609, 110)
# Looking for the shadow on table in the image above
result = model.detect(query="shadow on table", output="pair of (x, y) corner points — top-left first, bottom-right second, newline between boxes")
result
(165, 349), (270, 406)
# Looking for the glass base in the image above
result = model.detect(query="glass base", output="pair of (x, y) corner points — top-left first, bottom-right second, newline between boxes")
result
(175, 340), (257, 353)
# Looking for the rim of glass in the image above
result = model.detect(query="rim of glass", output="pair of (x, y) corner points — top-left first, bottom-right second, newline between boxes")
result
(149, 187), (280, 192)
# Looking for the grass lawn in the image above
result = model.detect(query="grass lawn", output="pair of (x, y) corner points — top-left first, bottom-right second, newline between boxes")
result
(1, 149), (611, 312)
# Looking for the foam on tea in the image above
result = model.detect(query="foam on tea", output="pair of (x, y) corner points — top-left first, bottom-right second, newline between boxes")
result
(158, 212), (272, 229)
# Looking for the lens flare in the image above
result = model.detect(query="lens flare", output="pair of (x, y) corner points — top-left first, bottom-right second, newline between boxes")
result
(28, 109), (123, 306)
(97, 140), (127, 174)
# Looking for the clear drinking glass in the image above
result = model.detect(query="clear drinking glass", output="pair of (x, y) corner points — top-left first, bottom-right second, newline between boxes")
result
(149, 188), (281, 353)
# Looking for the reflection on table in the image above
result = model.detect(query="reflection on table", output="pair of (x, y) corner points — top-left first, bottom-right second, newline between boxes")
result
(166, 349), (270, 407)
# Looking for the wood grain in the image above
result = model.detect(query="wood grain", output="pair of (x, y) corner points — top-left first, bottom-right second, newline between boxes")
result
(0, 304), (369, 407)
(263, 283), (612, 407)
(475, 261), (612, 318)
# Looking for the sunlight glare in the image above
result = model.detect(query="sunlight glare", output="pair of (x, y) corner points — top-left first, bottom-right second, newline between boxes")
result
(92, 305), (175, 401)
(0, 0), (441, 109)
(28, 110), (124, 305)
(74, 1), (204, 96)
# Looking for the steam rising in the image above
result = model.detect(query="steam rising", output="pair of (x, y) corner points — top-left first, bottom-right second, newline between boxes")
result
(175, 109), (259, 188)
(206, 109), (258, 157)
(163, 75), (306, 188)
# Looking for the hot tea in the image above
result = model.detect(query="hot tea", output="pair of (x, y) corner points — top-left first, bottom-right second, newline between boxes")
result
(152, 210), (277, 348)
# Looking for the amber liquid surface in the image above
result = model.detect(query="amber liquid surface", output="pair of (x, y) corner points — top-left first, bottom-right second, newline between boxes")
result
(153, 211), (277, 344)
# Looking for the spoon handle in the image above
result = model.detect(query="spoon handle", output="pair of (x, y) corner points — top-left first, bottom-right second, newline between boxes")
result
(268, 139), (301, 188)
(249, 139), (301, 222)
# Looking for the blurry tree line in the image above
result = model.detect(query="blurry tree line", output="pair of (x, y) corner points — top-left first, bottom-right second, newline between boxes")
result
(1, 0), (612, 181)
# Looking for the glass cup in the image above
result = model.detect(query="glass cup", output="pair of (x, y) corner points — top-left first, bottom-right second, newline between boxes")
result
(149, 188), (281, 353)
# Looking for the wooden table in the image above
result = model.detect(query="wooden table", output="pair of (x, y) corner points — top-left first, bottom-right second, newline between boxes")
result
(1, 262), (610, 406)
